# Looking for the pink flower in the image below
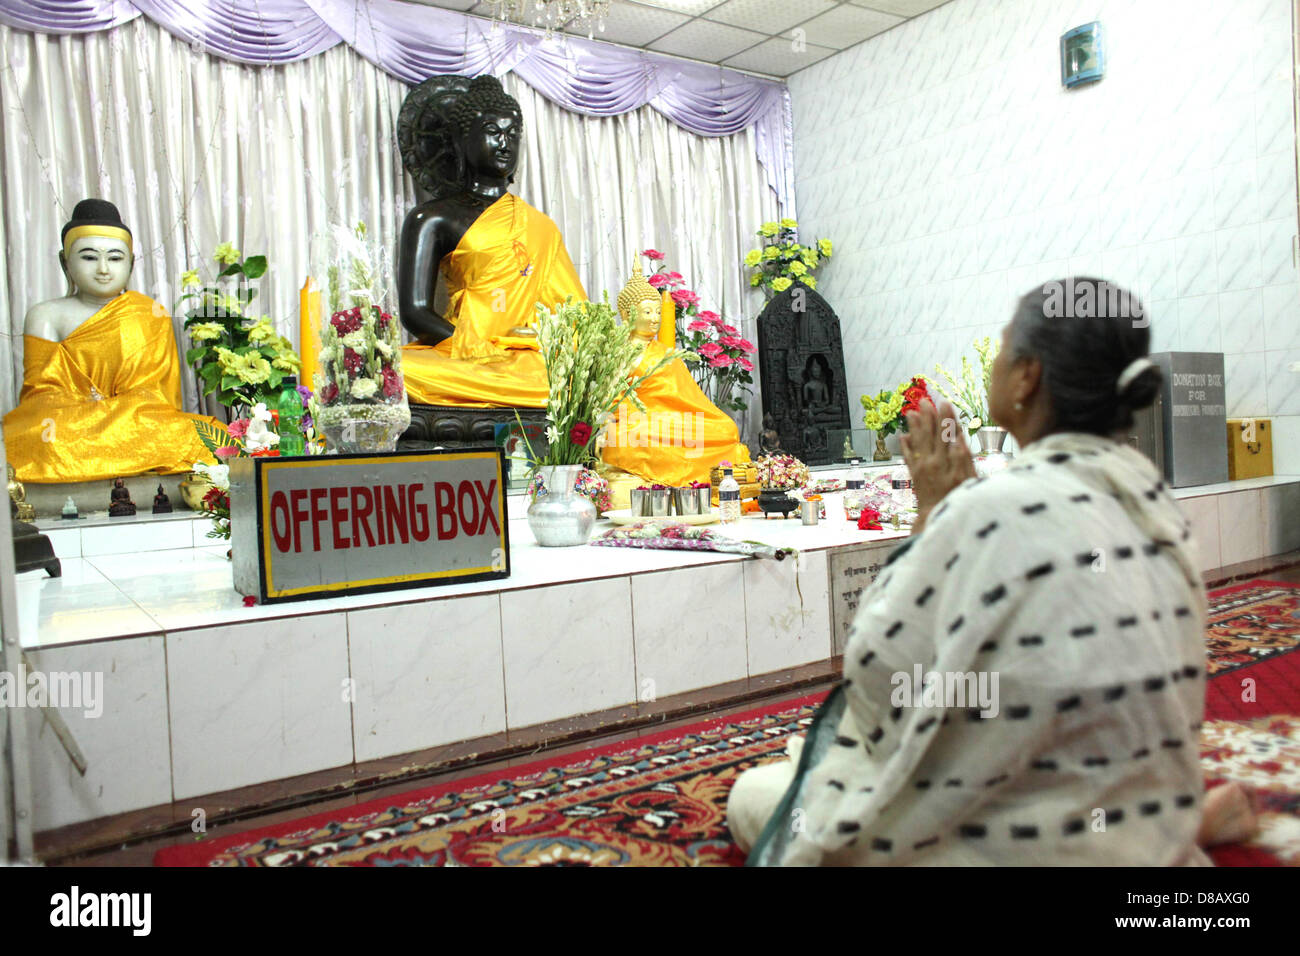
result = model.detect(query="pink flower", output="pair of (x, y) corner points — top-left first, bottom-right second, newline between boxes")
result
(671, 288), (700, 308)
(737, 338), (757, 354)
(709, 354), (734, 369)
(738, 357), (755, 372)
(697, 310), (720, 324)
(687, 320), (710, 332)
(720, 335), (745, 350)
(647, 273), (669, 289)
(699, 342), (724, 357)
(226, 418), (249, 439)
(214, 445), (241, 461)
(641, 248), (665, 261)
(719, 323), (739, 335)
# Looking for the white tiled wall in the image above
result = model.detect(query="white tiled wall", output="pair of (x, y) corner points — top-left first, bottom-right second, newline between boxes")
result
(789, 0), (1299, 454)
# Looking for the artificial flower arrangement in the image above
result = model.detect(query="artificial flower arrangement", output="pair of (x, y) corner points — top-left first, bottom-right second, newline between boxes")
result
(527, 467), (613, 513)
(311, 222), (410, 452)
(860, 376), (932, 438)
(754, 453), (811, 491)
(930, 336), (1000, 434)
(521, 297), (680, 468)
(190, 404), (284, 540)
(181, 243), (302, 411)
(641, 249), (756, 413)
(743, 219), (833, 300)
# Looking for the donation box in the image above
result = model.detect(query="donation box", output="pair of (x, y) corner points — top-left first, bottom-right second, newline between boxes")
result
(1148, 352), (1229, 488)
(230, 448), (510, 603)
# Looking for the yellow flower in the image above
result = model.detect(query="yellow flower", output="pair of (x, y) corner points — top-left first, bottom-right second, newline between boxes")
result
(272, 353), (301, 373)
(749, 274), (762, 287)
(789, 260), (808, 276)
(213, 242), (241, 265)
(818, 238), (833, 256)
(181, 269), (201, 288)
(231, 352), (272, 385)
(762, 246), (780, 261)
(759, 222), (778, 237)
(802, 249), (819, 268)
(189, 322), (224, 342)
(772, 277), (792, 292)
(743, 249), (762, 268)
(245, 317), (276, 345)
(779, 218), (798, 229)
(215, 347), (238, 371)
(804, 276), (817, 290)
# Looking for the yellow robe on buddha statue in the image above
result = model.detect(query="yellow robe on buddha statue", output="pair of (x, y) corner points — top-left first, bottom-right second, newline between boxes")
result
(3, 291), (219, 483)
(601, 340), (751, 486)
(401, 193), (587, 408)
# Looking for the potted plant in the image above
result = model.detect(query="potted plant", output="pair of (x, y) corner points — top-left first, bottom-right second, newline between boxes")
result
(742, 219), (833, 301)
(930, 336), (1003, 455)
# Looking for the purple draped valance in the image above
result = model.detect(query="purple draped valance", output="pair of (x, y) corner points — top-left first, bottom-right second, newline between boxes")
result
(0, 0), (794, 212)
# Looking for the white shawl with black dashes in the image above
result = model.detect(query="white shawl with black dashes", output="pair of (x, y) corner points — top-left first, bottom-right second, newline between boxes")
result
(772, 432), (1210, 866)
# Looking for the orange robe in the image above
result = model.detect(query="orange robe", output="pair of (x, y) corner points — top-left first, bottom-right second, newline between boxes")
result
(401, 193), (586, 408)
(601, 340), (751, 486)
(3, 291), (219, 483)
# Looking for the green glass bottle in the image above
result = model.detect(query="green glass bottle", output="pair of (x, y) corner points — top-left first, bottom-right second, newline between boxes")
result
(275, 377), (306, 457)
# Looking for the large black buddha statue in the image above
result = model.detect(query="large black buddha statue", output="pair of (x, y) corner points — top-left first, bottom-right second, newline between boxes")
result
(395, 74), (586, 410)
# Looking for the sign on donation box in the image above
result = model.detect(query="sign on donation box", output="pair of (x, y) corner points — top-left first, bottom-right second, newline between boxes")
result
(230, 448), (509, 603)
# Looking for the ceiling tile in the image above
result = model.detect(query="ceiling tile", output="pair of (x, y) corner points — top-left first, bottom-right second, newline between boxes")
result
(704, 0), (837, 36)
(648, 18), (768, 61)
(796, 4), (903, 49)
(626, 0), (728, 16)
(564, 0), (688, 44)
(723, 36), (837, 77)
(846, 0), (949, 16)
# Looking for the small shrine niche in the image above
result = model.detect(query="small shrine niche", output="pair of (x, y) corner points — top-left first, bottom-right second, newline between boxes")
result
(756, 285), (852, 466)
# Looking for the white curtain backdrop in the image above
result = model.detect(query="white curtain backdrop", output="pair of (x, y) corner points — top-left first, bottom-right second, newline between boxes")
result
(0, 16), (777, 438)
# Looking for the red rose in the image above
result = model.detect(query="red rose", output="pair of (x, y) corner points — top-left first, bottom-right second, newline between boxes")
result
(330, 310), (361, 334)
(343, 348), (364, 374)
(319, 382), (339, 404)
(381, 365), (402, 398)
(569, 421), (593, 446)
(242, 595), (257, 607)
(857, 507), (883, 531)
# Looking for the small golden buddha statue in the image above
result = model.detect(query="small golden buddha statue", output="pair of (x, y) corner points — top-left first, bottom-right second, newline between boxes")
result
(7, 463), (35, 522)
(600, 262), (751, 487)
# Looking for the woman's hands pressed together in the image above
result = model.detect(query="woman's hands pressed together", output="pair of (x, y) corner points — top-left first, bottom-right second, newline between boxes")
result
(900, 398), (977, 534)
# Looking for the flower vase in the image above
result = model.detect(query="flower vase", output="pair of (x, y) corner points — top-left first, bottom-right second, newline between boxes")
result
(873, 435), (891, 462)
(974, 426), (1010, 476)
(527, 464), (597, 547)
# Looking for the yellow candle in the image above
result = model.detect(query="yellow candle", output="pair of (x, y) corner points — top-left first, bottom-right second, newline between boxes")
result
(299, 278), (322, 390)
(659, 289), (675, 348)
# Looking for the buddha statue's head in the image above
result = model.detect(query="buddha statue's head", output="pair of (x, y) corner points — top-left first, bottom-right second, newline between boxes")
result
(60, 199), (133, 301)
(617, 264), (661, 342)
(398, 74), (524, 199)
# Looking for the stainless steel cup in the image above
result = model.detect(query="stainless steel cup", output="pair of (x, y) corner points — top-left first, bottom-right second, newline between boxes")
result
(650, 489), (671, 517)
(801, 499), (819, 525)
(694, 487), (713, 513)
(673, 487), (701, 515)
(630, 488), (649, 517)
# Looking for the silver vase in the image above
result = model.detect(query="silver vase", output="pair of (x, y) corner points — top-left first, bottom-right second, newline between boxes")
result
(527, 464), (597, 547)
(975, 426), (1011, 476)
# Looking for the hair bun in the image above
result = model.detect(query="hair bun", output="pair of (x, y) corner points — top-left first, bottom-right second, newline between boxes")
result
(1118, 364), (1161, 412)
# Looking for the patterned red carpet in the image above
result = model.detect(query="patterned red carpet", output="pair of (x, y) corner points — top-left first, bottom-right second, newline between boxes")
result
(156, 579), (1300, 867)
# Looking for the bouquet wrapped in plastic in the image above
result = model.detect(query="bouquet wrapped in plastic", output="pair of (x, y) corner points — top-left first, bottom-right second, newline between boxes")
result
(310, 223), (410, 452)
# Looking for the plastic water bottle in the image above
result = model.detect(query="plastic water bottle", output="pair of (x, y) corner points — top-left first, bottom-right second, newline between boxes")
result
(844, 459), (865, 513)
(719, 467), (741, 524)
(275, 376), (306, 457)
(891, 469), (915, 512)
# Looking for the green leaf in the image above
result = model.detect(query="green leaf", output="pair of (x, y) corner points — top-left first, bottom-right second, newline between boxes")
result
(241, 255), (267, 279)
(267, 370), (283, 390)
(221, 375), (241, 391)
(217, 263), (245, 279)
(185, 346), (208, 365)
(192, 419), (229, 455)
(199, 364), (221, 386)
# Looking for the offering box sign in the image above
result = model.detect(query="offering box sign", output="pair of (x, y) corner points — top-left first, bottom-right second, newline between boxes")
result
(230, 448), (510, 603)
